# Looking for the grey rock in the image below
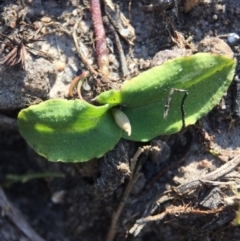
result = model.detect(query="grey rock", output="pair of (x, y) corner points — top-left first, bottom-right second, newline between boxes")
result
(0, 57), (57, 111)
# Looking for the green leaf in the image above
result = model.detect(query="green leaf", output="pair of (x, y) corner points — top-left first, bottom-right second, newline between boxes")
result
(97, 53), (236, 107)
(17, 53), (236, 162)
(123, 56), (236, 141)
(97, 53), (236, 141)
(18, 99), (122, 162)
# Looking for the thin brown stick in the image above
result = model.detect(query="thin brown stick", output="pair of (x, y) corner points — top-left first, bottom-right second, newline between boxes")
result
(129, 153), (240, 236)
(43, 21), (98, 76)
(137, 205), (226, 224)
(0, 186), (47, 241)
(103, 16), (128, 77)
(72, 23), (99, 77)
(103, 0), (135, 45)
(0, 32), (14, 42)
(106, 146), (156, 241)
(106, 147), (145, 241)
(176, 154), (240, 194)
(25, 44), (53, 61)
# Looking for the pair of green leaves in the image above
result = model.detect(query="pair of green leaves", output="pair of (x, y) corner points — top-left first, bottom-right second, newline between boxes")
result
(18, 53), (236, 162)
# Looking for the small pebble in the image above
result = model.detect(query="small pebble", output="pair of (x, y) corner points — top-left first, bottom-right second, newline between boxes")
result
(227, 33), (239, 44)
(82, 81), (91, 91)
(79, 20), (90, 34)
(72, 9), (78, 16)
(51, 190), (66, 204)
(33, 21), (42, 29)
(165, 183), (171, 190)
(87, 58), (94, 65)
(55, 61), (66, 72)
(117, 162), (130, 174)
(68, 18), (76, 26)
(71, 0), (80, 7)
(40, 26), (46, 34)
(41, 16), (52, 23)
(197, 37), (234, 58)
(212, 14), (218, 20)
(128, 62), (136, 74)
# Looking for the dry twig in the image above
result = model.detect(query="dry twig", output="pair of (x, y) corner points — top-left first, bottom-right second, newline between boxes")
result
(106, 145), (159, 241)
(38, 21), (98, 77)
(72, 23), (99, 77)
(129, 153), (240, 236)
(176, 154), (240, 194)
(103, 16), (128, 77)
(103, 0), (135, 45)
(137, 205), (226, 224)
(0, 186), (47, 241)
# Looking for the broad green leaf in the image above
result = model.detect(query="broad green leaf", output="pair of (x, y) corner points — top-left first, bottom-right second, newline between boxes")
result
(17, 53), (236, 162)
(97, 53), (236, 107)
(120, 54), (236, 141)
(18, 99), (122, 162)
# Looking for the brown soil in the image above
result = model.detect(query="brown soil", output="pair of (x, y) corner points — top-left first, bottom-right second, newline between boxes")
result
(1, 1), (240, 241)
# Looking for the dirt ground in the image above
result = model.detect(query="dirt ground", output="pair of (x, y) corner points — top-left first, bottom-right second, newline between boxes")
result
(1, 0), (240, 241)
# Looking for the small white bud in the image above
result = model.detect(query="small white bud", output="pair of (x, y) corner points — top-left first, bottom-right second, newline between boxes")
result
(112, 108), (131, 136)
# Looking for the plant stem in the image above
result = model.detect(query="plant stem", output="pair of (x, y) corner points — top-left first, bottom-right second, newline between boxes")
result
(90, 0), (109, 81)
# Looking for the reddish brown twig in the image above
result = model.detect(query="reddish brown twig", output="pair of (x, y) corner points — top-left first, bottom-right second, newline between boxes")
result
(68, 71), (89, 99)
(90, 0), (109, 81)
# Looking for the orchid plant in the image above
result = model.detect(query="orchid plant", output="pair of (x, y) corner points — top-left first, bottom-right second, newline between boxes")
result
(18, 53), (236, 162)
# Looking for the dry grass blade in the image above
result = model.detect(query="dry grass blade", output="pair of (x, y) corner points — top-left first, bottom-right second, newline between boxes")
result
(0, 32), (49, 70)
(20, 44), (27, 70)
(0, 46), (18, 65)
(0, 36), (26, 69)
(0, 44), (25, 69)
(0, 187), (47, 241)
